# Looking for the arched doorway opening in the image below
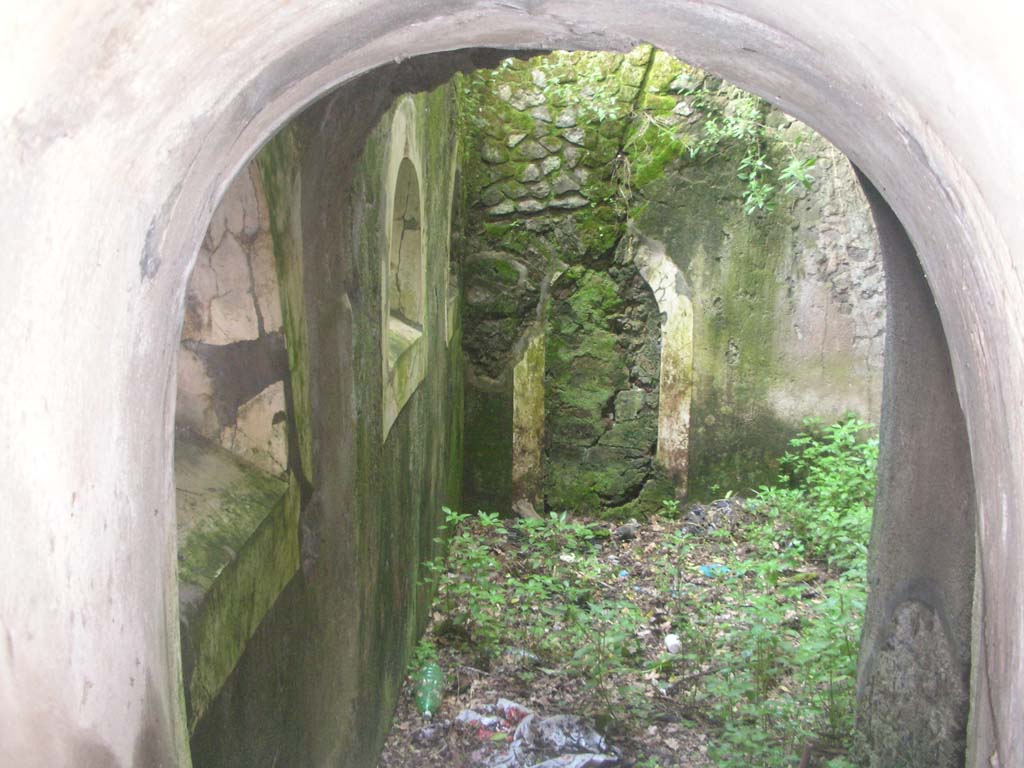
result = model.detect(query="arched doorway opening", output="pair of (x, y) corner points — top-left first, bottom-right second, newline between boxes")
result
(178, 45), (969, 768)
(2, 4), (1014, 768)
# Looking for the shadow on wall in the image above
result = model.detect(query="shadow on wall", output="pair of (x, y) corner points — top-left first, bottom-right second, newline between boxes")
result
(177, 164), (290, 478)
(173, 163), (302, 735)
(181, 58), (470, 768)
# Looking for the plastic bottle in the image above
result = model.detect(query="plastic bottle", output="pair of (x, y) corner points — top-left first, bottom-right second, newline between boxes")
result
(414, 662), (444, 718)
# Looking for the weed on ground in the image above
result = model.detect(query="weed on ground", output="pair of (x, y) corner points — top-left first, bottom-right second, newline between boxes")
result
(379, 417), (875, 767)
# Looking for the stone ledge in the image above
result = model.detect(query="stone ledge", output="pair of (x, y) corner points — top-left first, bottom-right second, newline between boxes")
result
(175, 431), (300, 734)
(384, 315), (426, 437)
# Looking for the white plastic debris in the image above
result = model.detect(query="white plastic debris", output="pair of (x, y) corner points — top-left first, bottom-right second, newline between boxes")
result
(454, 699), (620, 767)
(664, 633), (683, 655)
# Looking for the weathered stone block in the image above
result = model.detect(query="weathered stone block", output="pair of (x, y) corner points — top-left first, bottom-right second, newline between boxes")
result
(549, 194), (589, 209)
(541, 155), (562, 175)
(563, 127), (586, 146)
(539, 136), (562, 153)
(516, 139), (549, 160)
(858, 601), (968, 768)
(482, 141), (509, 164)
(526, 180), (551, 198)
(517, 198), (545, 213)
(555, 108), (578, 128)
(486, 200), (515, 216)
(614, 389), (646, 421)
(530, 106), (552, 123)
(518, 163), (542, 183)
(552, 173), (581, 195)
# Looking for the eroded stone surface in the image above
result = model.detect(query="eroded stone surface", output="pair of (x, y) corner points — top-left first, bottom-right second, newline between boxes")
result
(859, 601), (968, 768)
(219, 381), (287, 476)
(177, 163), (289, 477)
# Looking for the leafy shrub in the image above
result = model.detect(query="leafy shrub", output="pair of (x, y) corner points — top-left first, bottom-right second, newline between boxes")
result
(416, 417), (876, 765)
(422, 507), (509, 651)
(757, 416), (878, 570)
(706, 416), (876, 766)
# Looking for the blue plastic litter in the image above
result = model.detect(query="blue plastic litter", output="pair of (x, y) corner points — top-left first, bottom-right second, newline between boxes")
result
(698, 563), (731, 577)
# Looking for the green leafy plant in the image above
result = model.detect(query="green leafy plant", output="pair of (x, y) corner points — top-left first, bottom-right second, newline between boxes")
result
(410, 636), (438, 674)
(780, 155), (817, 193)
(687, 84), (817, 214)
(758, 416), (878, 569)
(423, 507), (510, 652)
(660, 498), (681, 519)
(416, 417), (875, 764)
(704, 417), (876, 766)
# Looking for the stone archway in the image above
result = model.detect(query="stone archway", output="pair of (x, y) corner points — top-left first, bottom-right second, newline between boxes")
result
(622, 231), (694, 493)
(1, 4), (1019, 767)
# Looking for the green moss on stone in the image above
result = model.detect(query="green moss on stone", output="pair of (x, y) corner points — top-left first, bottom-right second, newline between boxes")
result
(174, 432), (299, 733)
(257, 129), (314, 484)
(464, 383), (514, 515)
(466, 257), (520, 285)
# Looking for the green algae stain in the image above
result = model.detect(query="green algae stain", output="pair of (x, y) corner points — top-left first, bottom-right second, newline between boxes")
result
(174, 432), (298, 733)
(256, 129), (315, 485)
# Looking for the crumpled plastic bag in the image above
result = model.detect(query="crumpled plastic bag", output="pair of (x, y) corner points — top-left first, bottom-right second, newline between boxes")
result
(454, 699), (620, 768)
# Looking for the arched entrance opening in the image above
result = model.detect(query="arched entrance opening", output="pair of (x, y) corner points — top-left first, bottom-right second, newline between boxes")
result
(2, 4), (1015, 768)
(175, 44), (970, 768)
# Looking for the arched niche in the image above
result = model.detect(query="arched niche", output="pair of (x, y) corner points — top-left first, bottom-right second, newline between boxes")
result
(382, 97), (428, 437)
(388, 158), (424, 328)
(622, 233), (694, 495)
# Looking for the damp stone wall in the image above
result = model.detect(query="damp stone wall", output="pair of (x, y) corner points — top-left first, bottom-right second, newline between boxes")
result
(459, 48), (885, 512)
(178, 63), (465, 768)
(176, 164), (290, 477)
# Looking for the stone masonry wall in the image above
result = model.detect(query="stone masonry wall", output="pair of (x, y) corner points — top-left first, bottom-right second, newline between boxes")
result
(544, 264), (667, 515)
(460, 47), (885, 512)
(187, 63), (465, 768)
(176, 165), (289, 477)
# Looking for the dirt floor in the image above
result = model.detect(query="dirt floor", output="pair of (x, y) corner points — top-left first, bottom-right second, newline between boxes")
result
(377, 504), (772, 767)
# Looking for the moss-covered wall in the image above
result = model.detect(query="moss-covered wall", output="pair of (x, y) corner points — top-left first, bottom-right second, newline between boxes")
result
(544, 264), (664, 516)
(460, 50), (669, 516)
(174, 433), (299, 734)
(628, 50), (884, 497)
(460, 47), (884, 508)
(187, 67), (463, 768)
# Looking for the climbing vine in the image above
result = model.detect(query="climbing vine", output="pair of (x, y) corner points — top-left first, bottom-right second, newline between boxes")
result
(688, 83), (817, 214)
